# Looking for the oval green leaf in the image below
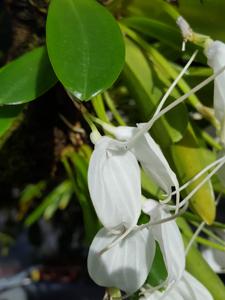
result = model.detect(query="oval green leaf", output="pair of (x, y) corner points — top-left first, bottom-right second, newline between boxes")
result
(0, 47), (57, 105)
(46, 0), (125, 101)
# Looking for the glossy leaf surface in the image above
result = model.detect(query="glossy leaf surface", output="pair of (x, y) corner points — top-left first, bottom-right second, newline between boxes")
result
(0, 47), (57, 105)
(47, 0), (125, 101)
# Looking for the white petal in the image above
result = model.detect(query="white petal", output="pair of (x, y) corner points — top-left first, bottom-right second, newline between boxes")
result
(217, 149), (225, 187)
(88, 136), (141, 230)
(202, 228), (225, 273)
(141, 271), (213, 300)
(113, 125), (179, 197)
(138, 131), (179, 197)
(113, 126), (136, 140)
(143, 200), (185, 284)
(205, 41), (225, 143)
(180, 271), (213, 300)
(88, 227), (156, 294)
(202, 247), (225, 273)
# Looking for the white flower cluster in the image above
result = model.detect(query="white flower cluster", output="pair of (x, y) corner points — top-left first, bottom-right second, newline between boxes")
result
(86, 120), (217, 299)
(205, 40), (225, 145)
(87, 126), (184, 295)
(85, 38), (225, 299)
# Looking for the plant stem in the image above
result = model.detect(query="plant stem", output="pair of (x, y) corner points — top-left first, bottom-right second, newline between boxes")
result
(104, 91), (126, 126)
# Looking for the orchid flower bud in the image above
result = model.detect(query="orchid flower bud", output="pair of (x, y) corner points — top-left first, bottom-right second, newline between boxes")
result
(112, 126), (179, 201)
(143, 200), (185, 285)
(205, 40), (225, 144)
(88, 136), (141, 230)
(88, 227), (156, 294)
(141, 271), (213, 300)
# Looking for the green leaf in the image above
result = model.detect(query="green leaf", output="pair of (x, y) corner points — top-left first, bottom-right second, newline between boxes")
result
(0, 47), (57, 105)
(125, 0), (225, 42)
(92, 94), (110, 124)
(178, 0), (225, 42)
(46, 0), (125, 101)
(147, 243), (168, 287)
(25, 180), (73, 226)
(62, 149), (99, 244)
(0, 105), (23, 137)
(141, 170), (164, 199)
(168, 125), (216, 225)
(122, 17), (182, 50)
(20, 181), (46, 205)
(178, 218), (225, 300)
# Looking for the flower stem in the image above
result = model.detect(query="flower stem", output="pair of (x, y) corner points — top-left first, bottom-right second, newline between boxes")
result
(200, 130), (222, 150)
(104, 91), (126, 126)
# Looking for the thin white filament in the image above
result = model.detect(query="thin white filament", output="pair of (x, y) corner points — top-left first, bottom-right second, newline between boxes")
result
(142, 279), (176, 300)
(176, 157), (225, 210)
(123, 65), (225, 151)
(152, 50), (198, 119)
(98, 202), (188, 256)
(185, 221), (205, 256)
(138, 202), (189, 232)
(185, 193), (222, 256)
(165, 155), (225, 206)
(98, 226), (135, 256)
(152, 51), (197, 215)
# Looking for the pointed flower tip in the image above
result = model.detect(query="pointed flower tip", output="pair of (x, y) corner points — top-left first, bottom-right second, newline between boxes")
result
(194, 204), (215, 225)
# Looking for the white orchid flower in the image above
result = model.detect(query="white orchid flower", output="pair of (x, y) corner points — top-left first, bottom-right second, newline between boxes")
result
(205, 40), (225, 144)
(203, 246), (225, 274)
(141, 271), (213, 300)
(86, 49), (225, 297)
(88, 227), (156, 294)
(88, 136), (141, 230)
(142, 200), (185, 285)
(217, 149), (225, 188)
(202, 229), (225, 274)
(110, 125), (179, 206)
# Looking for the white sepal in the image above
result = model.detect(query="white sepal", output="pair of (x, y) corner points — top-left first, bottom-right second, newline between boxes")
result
(143, 200), (185, 284)
(217, 149), (225, 187)
(88, 227), (156, 294)
(141, 271), (213, 300)
(88, 136), (141, 230)
(202, 228), (225, 273)
(113, 125), (179, 199)
(202, 247), (225, 274)
(205, 40), (225, 144)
